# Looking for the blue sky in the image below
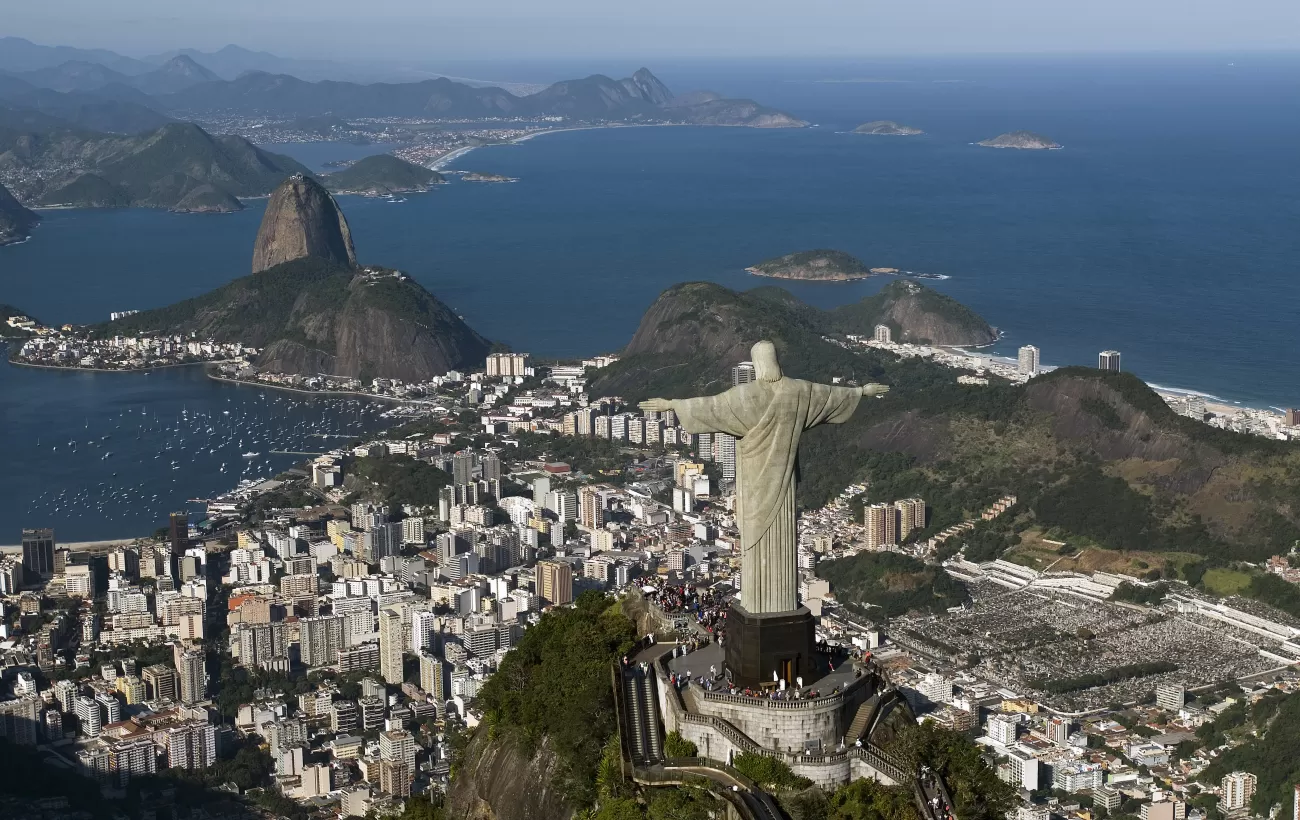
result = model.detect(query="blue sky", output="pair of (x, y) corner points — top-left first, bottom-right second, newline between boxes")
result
(8, 0), (1300, 60)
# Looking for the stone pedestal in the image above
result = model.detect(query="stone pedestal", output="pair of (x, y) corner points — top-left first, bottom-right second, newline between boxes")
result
(725, 603), (817, 689)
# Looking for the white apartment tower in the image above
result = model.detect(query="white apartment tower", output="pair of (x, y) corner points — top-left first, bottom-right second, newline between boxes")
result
(378, 608), (405, 686)
(1220, 772), (1257, 813)
(1018, 345), (1040, 376)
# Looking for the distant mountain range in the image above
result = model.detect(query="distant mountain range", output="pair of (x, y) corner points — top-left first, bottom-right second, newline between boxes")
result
(0, 38), (805, 233)
(0, 36), (804, 128)
(152, 66), (803, 126)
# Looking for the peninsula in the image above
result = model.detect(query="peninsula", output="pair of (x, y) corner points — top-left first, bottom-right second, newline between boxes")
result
(977, 130), (1061, 149)
(747, 249), (872, 281)
(0, 181), (40, 244)
(15, 174), (491, 381)
(853, 120), (923, 136)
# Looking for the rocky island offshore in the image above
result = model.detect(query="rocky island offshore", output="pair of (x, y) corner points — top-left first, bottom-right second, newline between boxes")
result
(853, 120), (924, 136)
(747, 249), (950, 284)
(748, 249), (874, 281)
(321, 154), (444, 196)
(978, 130), (1062, 149)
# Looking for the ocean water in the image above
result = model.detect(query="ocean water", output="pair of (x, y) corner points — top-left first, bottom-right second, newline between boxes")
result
(2, 55), (1299, 539)
(0, 357), (391, 543)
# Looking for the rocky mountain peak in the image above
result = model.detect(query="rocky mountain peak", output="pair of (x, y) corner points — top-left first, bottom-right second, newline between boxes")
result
(251, 173), (357, 274)
(628, 67), (673, 105)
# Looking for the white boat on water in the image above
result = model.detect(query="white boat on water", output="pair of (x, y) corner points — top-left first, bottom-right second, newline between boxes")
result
(242, 451), (260, 458)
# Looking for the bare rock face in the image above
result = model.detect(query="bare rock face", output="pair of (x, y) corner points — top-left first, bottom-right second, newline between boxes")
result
(251, 173), (357, 273)
(446, 730), (576, 820)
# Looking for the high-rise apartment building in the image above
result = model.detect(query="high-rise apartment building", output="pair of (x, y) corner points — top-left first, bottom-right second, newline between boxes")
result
(233, 622), (288, 670)
(166, 722), (216, 770)
(0, 696), (41, 745)
(419, 651), (446, 700)
(300, 615), (345, 668)
(714, 433), (737, 483)
(873, 324), (892, 344)
(1099, 350), (1122, 372)
(21, 528), (55, 579)
(536, 560), (573, 606)
(64, 563), (96, 597)
(732, 361), (756, 385)
(895, 498), (926, 538)
(1156, 683), (1185, 712)
(378, 608), (405, 685)
(546, 491), (578, 522)
(142, 664), (178, 702)
(358, 695), (385, 731)
(75, 695), (102, 737)
(578, 486), (604, 531)
(452, 451), (476, 486)
(864, 503), (899, 548)
(485, 352), (529, 378)
(95, 692), (122, 726)
(1220, 772), (1257, 813)
(175, 645), (207, 704)
(1018, 345), (1040, 376)
(331, 699), (359, 734)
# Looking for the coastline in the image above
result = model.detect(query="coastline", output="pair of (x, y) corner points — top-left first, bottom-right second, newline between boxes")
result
(206, 372), (417, 404)
(429, 121), (777, 171)
(6, 357), (237, 374)
(746, 267), (872, 282)
(954, 346), (1284, 416)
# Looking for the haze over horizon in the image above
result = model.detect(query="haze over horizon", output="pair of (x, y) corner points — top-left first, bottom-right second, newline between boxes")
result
(6, 0), (1300, 64)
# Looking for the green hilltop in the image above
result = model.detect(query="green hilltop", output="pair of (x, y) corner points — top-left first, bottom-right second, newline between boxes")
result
(94, 257), (491, 382)
(750, 249), (872, 281)
(322, 154), (445, 195)
(590, 282), (1300, 573)
(828, 279), (997, 345)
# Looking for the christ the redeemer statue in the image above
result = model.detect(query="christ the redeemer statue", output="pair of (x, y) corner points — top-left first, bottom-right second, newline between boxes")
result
(640, 340), (888, 616)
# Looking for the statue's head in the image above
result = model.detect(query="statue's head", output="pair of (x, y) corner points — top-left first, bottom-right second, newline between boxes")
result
(752, 340), (782, 382)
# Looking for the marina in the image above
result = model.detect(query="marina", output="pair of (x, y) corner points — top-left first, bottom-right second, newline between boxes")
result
(0, 356), (393, 542)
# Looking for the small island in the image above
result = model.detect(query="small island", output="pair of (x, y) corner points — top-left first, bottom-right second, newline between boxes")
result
(977, 130), (1061, 150)
(322, 154), (445, 196)
(461, 172), (519, 183)
(853, 120), (924, 136)
(747, 249), (872, 281)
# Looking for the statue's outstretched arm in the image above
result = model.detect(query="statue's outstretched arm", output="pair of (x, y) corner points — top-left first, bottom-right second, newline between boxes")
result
(861, 383), (890, 397)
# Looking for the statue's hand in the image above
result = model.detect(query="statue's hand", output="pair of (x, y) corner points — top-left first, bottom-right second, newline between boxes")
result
(639, 398), (674, 413)
(861, 383), (890, 397)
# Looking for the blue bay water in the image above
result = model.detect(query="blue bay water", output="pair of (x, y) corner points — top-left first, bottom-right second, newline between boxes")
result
(2, 55), (1298, 540)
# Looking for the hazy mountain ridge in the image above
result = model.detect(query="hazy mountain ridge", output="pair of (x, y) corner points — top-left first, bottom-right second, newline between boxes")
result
(2, 121), (308, 210)
(154, 66), (805, 126)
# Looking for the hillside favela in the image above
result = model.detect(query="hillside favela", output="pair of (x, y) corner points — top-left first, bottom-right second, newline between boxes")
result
(2, 4), (1300, 820)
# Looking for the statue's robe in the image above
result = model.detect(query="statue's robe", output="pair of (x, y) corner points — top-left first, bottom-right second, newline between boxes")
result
(673, 378), (861, 614)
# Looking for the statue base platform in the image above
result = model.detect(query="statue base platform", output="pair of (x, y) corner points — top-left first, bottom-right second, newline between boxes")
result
(725, 603), (818, 689)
